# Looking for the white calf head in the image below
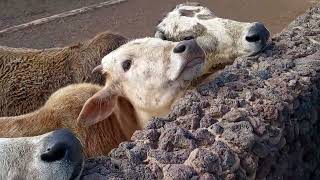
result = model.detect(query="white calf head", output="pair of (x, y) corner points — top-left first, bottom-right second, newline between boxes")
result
(0, 129), (83, 180)
(77, 38), (205, 127)
(155, 2), (270, 72)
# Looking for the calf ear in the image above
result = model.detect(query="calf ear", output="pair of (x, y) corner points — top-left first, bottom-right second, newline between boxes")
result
(77, 87), (117, 127)
(92, 65), (103, 74)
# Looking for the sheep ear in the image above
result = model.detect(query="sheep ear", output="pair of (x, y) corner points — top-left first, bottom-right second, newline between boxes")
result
(77, 87), (116, 127)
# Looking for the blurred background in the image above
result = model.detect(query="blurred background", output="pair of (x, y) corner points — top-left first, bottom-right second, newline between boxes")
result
(0, 0), (316, 48)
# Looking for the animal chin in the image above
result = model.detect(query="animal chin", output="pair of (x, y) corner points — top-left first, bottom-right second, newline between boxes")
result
(246, 36), (271, 57)
(185, 58), (204, 68)
(178, 57), (205, 80)
(69, 160), (84, 180)
(247, 42), (269, 57)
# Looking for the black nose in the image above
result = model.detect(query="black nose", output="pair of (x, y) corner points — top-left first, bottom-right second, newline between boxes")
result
(245, 22), (270, 43)
(40, 129), (83, 163)
(173, 39), (202, 54)
(173, 42), (187, 53)
(41, 142), (68, 162)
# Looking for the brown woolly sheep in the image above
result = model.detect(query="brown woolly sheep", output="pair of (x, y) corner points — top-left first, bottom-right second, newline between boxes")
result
(0, 31), (127, 117)
(0, 37), (206, 157)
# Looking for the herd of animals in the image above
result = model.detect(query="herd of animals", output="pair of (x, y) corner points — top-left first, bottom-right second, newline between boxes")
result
(0, 2), (270, 180)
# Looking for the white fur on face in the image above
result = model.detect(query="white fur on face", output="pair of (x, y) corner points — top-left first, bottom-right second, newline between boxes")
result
(156, 4), (268, 72)
(101, 38), (204, 124)
(157, 4), (214, 40)
(0, 132), (83, 180)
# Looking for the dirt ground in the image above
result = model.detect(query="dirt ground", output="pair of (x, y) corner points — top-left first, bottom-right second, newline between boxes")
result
(0, 0), (315, 48)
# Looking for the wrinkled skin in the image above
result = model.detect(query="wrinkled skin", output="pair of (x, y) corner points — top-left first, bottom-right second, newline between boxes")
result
(155, 2), (270, 74)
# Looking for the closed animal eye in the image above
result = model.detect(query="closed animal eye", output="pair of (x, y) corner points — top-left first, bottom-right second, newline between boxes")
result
(159, 33), (167, 40)
(162, 36), (167, 40)
(122, 59), (132, 72)
(184, 36), (195, 40)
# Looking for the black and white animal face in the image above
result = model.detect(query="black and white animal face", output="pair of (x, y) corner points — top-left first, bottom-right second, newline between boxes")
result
(155, 3), (270, 73)
(0, 129), (84, 180)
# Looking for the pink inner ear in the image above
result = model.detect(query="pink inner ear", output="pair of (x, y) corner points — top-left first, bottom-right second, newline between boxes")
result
(77, 87), (116, 127)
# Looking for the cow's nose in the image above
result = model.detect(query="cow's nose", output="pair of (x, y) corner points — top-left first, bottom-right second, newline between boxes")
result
(41, 142), (68, 162)
(40, 129), (82, 163)
(245, 22), (270, 43)
(173, 39), (203, 56)
(173, 42), (187, 53)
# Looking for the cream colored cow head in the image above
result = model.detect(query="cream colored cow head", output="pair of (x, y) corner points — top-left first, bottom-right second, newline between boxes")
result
(78, 38), (205, 128)
(155, 2), (270, 73)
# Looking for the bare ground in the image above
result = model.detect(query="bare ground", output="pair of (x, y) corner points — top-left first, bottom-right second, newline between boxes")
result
(0, 0), (314, 48)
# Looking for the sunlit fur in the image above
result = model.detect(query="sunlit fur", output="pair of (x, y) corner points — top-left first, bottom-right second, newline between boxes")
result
(156, 3), (269, 74)
(100, 37), (205, 127)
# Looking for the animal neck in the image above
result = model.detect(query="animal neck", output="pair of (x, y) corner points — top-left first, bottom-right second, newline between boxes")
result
(83, 97), (139, 157)
(0, 108), (58, 138)
(134, 105), (171, 128)
(134, 110), (154, 128)
(113, 97), (141, 138)
(83, 113), (127, 157)
(131, 91), (187, 128)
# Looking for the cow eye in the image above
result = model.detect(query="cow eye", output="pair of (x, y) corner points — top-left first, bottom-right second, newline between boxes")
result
(184, 36), (194, 40)
(157, 31), (167, 40)
(161, 35), (167, 40)
(122, 59), (132, 72)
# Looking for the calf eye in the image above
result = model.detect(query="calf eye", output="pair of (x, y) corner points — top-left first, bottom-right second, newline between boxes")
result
(122, 60), (132, 72)
(184, 36), (194, 40)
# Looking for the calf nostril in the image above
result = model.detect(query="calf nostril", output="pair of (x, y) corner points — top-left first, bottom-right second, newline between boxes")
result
(41, 142), (68, 162)
(173, 44), (186, 53)
(246, 34), (261, 42)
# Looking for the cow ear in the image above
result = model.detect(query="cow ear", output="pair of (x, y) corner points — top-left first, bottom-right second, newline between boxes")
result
(77, 87), (117, 127)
